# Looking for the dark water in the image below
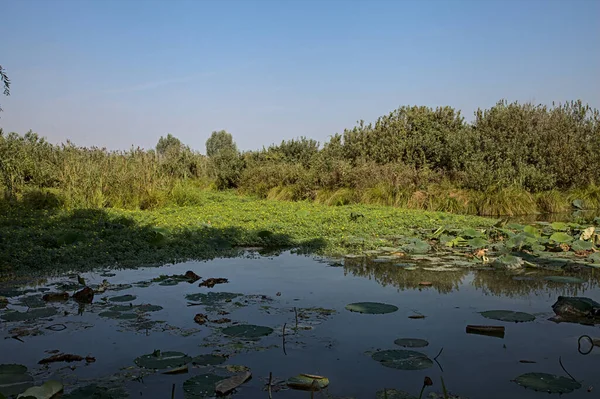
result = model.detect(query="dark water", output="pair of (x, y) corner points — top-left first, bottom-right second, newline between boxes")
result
(1, 251), (600, 399)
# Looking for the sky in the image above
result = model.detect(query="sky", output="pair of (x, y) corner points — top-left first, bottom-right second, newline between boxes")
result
(0, 0), (598, 153)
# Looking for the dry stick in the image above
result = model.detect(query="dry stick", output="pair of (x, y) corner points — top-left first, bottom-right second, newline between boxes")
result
(282, 323), (287, 356)
(171, 383), (175, 399)
(268, 372), (273, 399)
(558, 356), (577, 382)
(294, 307), (299, 332)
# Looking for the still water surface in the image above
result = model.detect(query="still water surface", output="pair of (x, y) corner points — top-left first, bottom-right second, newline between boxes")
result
(1, 251), (599, 398)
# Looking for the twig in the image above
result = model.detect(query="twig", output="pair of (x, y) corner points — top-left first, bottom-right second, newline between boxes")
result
(171, 383), (175, 399)
(268, 372), (272, 399)
(434, 347), (444, 372)
(294, 307), (298, 332)
(559, 356), (577, 382)
(282, 323), (287, 356)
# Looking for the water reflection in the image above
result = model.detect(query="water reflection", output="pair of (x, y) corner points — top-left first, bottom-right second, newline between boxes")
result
(343, 256), (600, 298)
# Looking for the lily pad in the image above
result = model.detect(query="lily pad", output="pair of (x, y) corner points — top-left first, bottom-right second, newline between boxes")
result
(399, 238), (431, 254)
(375, 389), (417, 399)
(394, 338), (429, 348)
(571, 240), (594, 251)
(1, 307), (58, 322)
(109, 294), (136, 302)
(345, 302), (398, 314)
(372, 349), (433, 370)
(0, 365), (34, 397)
(589, 252), (600, 263)
(191, 354), (227, 366)
(17, 380), (63, 399)
(480, 310), (535, 323)
(467, 237), (488, 248)
(286, 374), (329, 391)
(514, 372), (581, 394)
(98, 311), (139, 320)
(492, 254), (524, 270)
(134, 350), (192, 369)
(549, 232), (573, 243)
(551, 222), (569, 231)
(61, 384), (129, 399)
(544, 276), (585, 284)
(183, 374), (227, 399)
(185, 292), (242, 304)
(222, 324), (274, 339)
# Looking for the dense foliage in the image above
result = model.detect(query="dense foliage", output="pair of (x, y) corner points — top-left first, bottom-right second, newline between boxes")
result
(1, 99), (599, 215)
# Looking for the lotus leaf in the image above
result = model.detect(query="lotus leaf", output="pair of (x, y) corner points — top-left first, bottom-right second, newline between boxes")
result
(61, 384), (129, 399)
(372, 349), (433, 370)
(544, 276), (585, 284)
(191, 354), (227, 366)
(461, 228), (483, 238)
(17, 380), (63, 399)
(183, 374), (227, 399)
(134, 351), (191, 369)
(0, 365), (33, 397)
(571, 240), (594, 251)
(492, 254), (524, 270)
(523, 225), (540, 236)
(286, 374), (329, 391)
(514, 372), (581, 394)
(480, 310), (535, 322)
(375, 389), (417, 399)
(393, 338), (429, 348)
(467, 237), (488, 248)
(589, 252), (600, 263)
(109, 295), (136, 302)
(551, 222), (568, 231)
(222, 324), (274, 338)
(345, 302), (398, 314)
(399, 238), (431, 254)
(1, 307), (58, 322)
(549, 232), (573, 243)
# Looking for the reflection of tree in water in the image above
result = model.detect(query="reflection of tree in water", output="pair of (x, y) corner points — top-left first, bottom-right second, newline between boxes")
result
(472, 269), (600, 299)
(343, 258), (468, 294)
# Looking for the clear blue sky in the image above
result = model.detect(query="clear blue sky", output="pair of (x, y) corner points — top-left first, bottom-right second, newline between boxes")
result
(1, 0), (598, 153)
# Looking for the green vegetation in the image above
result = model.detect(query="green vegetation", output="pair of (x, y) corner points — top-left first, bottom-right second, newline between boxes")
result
(0, 190), (494, 275)
(1, 99), (599, 217)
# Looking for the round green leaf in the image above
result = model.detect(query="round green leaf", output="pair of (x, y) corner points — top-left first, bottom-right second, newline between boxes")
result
(286, 374), (329, 391)
(551, 222), (568, 231)
(480, 310), (535, 323)
(1, 308), (58, 322)
(571, 240), (594, 251)
(221, 324), (274, 339)
(345, 302), (398, 314)
(191, 354), (227, 366)
(109, 294), (136, 302)
(394, 338), (429, 348)
(549, 232), (573, 243)
(514, 372), (581, 394)
(467, 237), (489, 248)
(183, 374), (227, 399)
(16, 380), (63, 399)
(372, 349), (433, 370)
(134, 351), (191, 369)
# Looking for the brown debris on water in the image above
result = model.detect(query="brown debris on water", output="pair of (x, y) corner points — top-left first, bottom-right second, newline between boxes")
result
(185, 271), (201, 283)
(73, 287), (94, 304)
(38, 353), (95, 364)
(42, 292), (69, 302)
(199, 278), (229, 288)
(194, 313), (208, 325)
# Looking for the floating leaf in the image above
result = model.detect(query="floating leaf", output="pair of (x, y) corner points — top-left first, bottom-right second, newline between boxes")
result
(286, 374), (329, 391)
(98, 311), (138, 320)
(480, 310), (535, 323)
(461, 228), (484, 238)
(0, 308), (58, 322)
(61, 384), (129, 399)
(134, 351), (191, 369)
(394, 338), (429, 348)
(17, 380), (63, 399)
(551, 222), (569, 231)
(183, 374), (227, 399)
(191, 354), (227, 366)
(589, 252), (600, 263)
(109, 294), (136, 303)
(185, 292), (242, 304)
(467, 237), (488, 248)
(549, 232), (573, 243)
(514, 372), (581, 394)
(345, 302), (398, 314)
(372, 349), (433, 370)
(544, 276), (585, 284)
(215, 371), (252, 395)
(375, 389), (417, 399)
(492, 255), (524, 270)
(523, 225), (540, 236)
(571, 240), (594, 251)
(0, 365), (33, 397)
(399, 239), (431, 254)
(221, 324), (274, 339)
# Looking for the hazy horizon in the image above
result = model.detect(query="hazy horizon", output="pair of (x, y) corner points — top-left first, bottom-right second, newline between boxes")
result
(1, 0), (598, 153)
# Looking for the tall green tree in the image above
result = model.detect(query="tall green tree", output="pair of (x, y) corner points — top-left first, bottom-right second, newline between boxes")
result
(205, 130), (244, 189)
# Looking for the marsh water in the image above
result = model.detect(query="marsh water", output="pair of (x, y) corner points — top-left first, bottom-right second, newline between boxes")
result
(1, 250), (600, 399)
